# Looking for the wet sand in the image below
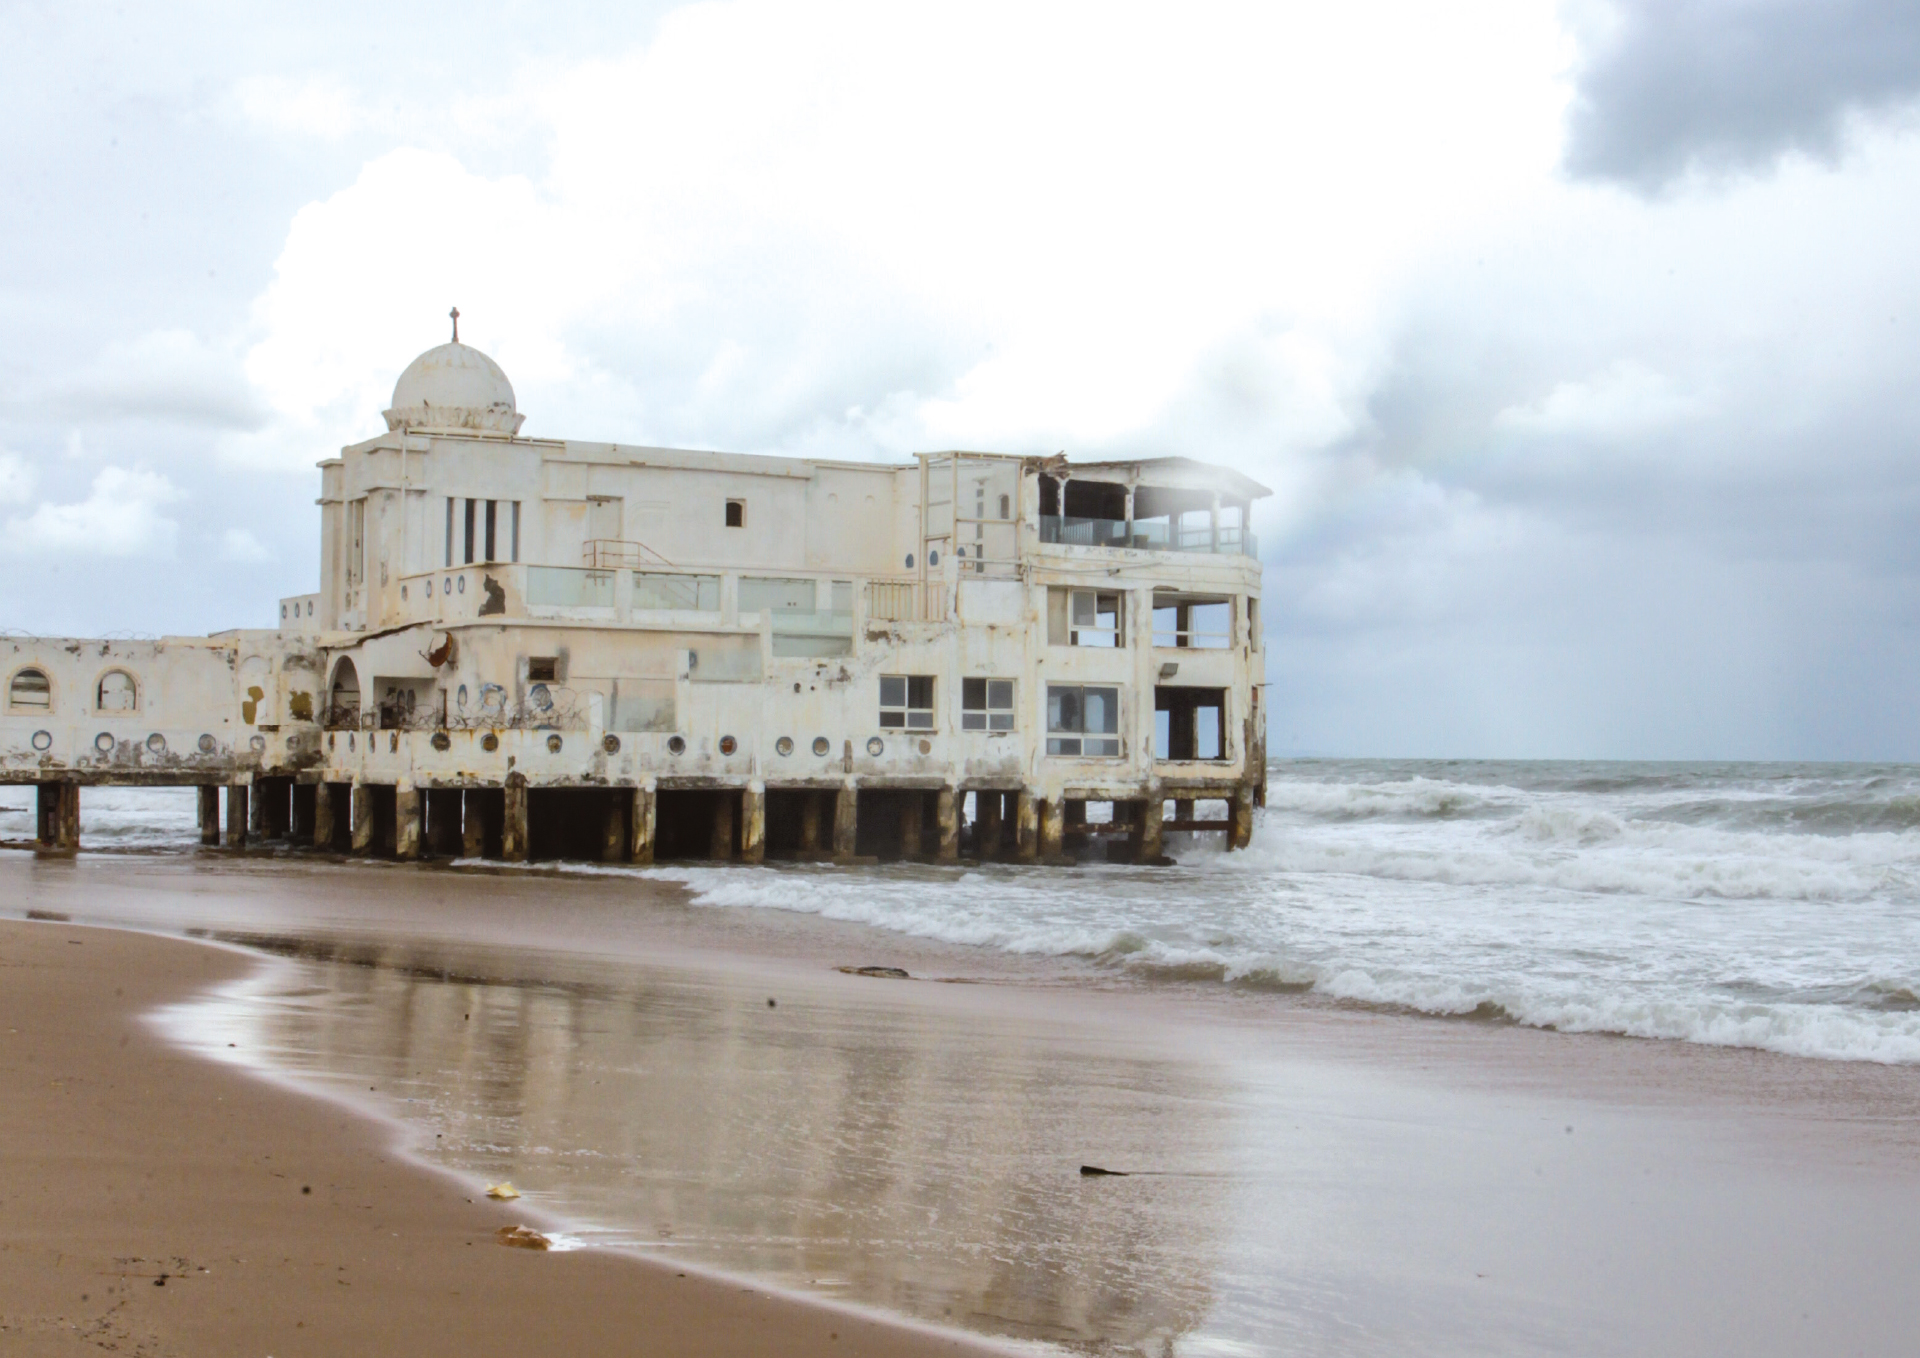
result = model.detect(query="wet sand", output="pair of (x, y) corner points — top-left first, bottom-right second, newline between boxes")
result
(0, 916), (997, 1357)
(10, 851), (1920, 1354)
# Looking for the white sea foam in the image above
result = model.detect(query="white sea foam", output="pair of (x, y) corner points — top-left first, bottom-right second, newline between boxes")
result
(17, 762), (1920, 1064)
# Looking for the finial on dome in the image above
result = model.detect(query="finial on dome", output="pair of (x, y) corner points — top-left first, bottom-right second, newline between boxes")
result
(450, 306), (460, 343)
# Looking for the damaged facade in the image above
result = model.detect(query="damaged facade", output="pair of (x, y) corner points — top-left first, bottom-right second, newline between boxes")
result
(3, 335), (1268, 864)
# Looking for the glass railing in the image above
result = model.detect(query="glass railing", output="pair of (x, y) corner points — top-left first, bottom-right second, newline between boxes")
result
(1040, 517), (1257, 557)
(526, 566), (615, 608)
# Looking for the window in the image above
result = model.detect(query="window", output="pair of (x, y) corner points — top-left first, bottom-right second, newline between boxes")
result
(484, 499), (497, 562)
(633, 572), (720, 611)
(879, 675), (935, 730)
(463, 498), (476, 564)
(1047, 587), (1124, 646)
(738, 576), (816, 615)
(725, 499), (745, 528)
(9, 667), (51, 710)
(346, 498), (366, 586)
(96, 669), (137, 712)
(1156, 686), (1225, 760)
(1047, 684), (1120, 756)
(528, 657), (559, 683)
(1152, 592), (1234, 648)
(445, 497), (455, 568)
(962, 678), (1015, 732)
(1248, 595), (1261, 649)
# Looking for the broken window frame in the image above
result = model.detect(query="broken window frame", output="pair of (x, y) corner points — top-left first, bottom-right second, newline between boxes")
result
(962, 678), (1016, 732)
(879, 674), (936, 730)
(95, 669), (138, 713)
(1047, 587), (1126, 647)
(8, 667), (52, 711)
(1046, 684), (1121, 756)
(1151, 591), (1235, 649)
(725, 498), (746, 528)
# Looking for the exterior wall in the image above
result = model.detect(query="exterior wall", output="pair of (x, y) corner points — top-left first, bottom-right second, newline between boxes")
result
(3, 419), (1268, 855)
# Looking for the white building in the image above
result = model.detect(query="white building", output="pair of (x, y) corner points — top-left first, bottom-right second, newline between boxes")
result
(4, 330), (1268, 864)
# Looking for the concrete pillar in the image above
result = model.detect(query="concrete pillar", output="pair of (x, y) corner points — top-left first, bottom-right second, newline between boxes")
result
(708, 791), (735, 861)
(38, 783), (79, 852)
(936, 786), (960, 863)
(57, 784), (79, 851)
(1039, 797), (1065, 861)
(313, 784), (336, 851)
(629, 785), (656, 866)
(350, 782), (374, 855)
(502, 776), (528, 862)
(900, 791), (923, 858)
(198, 786), (221, 846)
(225, 782), (249, 849)
(799, 792), (822, 855)
(1014, 789), (1039, 863)
(602, 789), (630, 863)
(1136, 795), (1166, 864)
(833, 783), (858, 860)
(1229, 784), (1255, 852)
(741, 784), (766, 865)
(977, 790), (1004, 860)
(395, 784), (423, 860)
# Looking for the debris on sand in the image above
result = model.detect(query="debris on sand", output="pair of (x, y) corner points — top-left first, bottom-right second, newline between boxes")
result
(1079, 1165), (1130, 1177)
(496, 1226), (550, 1250)
(486, 1182), (521, 1200)
(837, 966), (910, 979)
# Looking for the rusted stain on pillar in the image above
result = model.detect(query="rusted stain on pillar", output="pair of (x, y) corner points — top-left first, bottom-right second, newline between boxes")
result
(394, 785), (422, 860)
(502, 775), (528, 862)
(225, 782), (249, 850)
(833, 783), (858, 861)
(629, 785), (656, 866)
(1014, 789), (1039, 863)
(741, 785), (765, 864)
(936, 786), (960, 863)
(313, 783), (336, 851)
(1136, 792), (1166, 864)
(1229, 784), (1254, 852)
(350, 782), (374, 855)
(1038, 797), (1065, 862)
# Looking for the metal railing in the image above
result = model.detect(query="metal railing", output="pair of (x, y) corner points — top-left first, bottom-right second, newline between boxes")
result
(582, 538), (675, 569)
(1040, 516), (1257, 557)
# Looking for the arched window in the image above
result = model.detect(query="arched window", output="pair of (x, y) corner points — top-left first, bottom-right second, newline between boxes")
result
(97, 669), (137, 712)
(328, 658), (361, 728)
(8, 668), (50, 710)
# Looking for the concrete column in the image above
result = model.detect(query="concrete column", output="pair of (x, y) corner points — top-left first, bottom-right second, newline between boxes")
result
(461, 789), (486, 858)
(1229, 784), (1255, 852)
(900, 792), (923, 858)
(57, 784), (79, 851)
(977, 790), (1004, 860)
(602, 789), (630, 863)
(225, 782), (249, 849)
(313, 783), (336, 851)
(395, 784), (423, 860)
(708, 791), (735, 861)
(833, 783), (858, 860)
(936, 786), (960, 863)
(741, 784), (765, 865)
(629, 785), (656, 866)
(39, 783), (80, 851)
(350, 782), (374, 854)
(1136, 795), (1166, 864)
(1014, 789), (1039, 863)
(1039, 797), (1065, 861)
(502, 776), (528, 862)
(198, 786), (221, 846)
(799, 792), (822, 854)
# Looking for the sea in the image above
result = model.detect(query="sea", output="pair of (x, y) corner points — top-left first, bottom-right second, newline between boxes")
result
(7, 759), (1920, 1065)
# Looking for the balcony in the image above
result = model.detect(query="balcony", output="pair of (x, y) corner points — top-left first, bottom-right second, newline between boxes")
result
(1039, 516), (1257, 557)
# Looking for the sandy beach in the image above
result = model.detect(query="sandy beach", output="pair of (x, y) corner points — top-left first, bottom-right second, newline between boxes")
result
(9, 850), (1920, 1355)
(0, 914), (998, 1357)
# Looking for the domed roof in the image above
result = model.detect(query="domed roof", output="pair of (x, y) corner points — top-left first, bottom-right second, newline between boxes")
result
(383, 340), (524, 435)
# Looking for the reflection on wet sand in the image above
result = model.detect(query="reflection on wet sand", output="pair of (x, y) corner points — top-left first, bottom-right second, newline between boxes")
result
(196, 932), (1230, 1353)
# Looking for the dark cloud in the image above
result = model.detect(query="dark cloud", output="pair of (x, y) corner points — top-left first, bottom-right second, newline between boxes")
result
(1564, 0), (1920, 188)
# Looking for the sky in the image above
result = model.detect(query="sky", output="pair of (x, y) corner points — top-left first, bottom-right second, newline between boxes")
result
(3, 0), (1919, 759)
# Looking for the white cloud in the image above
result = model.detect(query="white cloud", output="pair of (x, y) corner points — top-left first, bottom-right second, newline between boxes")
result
(3, 467), (185, 558)
(218, 527), (273, 562)
(47, 329), (267, 430)
(1493, 361), (1708, 437)
(232, 74), (365, 140)
(0, 451), (33, 504)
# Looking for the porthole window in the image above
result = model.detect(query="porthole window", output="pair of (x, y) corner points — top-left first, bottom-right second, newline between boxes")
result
(482, 733), (499, 752)
(457, 576), (466, 594)
(96, 669), (137, 712)
(905, 553), (914, 569)
(94, 732), (115, 753)
(431, 732), (451, 751)
(667, 735), (686, 755)
(812, 736), (830, 756)
(145, 733), (166, 753)
(603, 734), (621, 754)
(546, 734), (563, 753)
(306, 601), (314, 616)
(444, 577), (453, 594)
(250, 735), (267, 752)
(929, 550), (939, 566)
(775, 736), (794, 757)
(867, 736), (884, 756)
(401, 584), (409, 601)
(281, 604), (288, 619)
(31, 729), (52, 751)
(9, 667), (51, 711)
(719, 735), (738, 756)
(426, 579), (434, 596)
(197, 734), (217, 754)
